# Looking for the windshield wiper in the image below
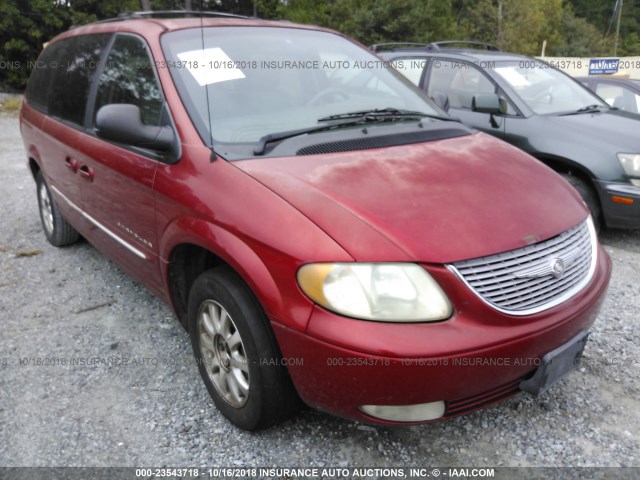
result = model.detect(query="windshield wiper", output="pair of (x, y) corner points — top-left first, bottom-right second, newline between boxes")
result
(318, 108), (454, 123)
(254, 116), (410, 155)
(577, 104), (605, 112)
(562, 104), (609, 115)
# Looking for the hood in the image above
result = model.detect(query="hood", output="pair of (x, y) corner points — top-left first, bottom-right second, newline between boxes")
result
(236, 132), (587, 263)
(545, 110), (640, 151)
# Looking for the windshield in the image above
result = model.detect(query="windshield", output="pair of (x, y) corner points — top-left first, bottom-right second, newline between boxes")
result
(161, 27), (443, 147)
(491, 60), (608, 115)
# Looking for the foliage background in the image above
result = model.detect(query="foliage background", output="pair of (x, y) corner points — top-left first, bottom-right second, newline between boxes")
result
(1, 0), (638, 91)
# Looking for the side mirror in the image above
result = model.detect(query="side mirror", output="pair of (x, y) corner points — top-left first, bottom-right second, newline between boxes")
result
(472, 93), (506, 114)
(96, 104), (174, 152)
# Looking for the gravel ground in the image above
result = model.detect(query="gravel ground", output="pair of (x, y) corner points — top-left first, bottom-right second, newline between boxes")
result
(0, 111), (639, 471)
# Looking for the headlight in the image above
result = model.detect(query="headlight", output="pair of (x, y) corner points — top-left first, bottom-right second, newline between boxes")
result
(618, 153), (640, 186)
(297, 263), (452, 322)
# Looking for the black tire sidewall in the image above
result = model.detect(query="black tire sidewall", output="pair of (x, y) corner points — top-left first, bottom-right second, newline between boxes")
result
(36, 172), (61, 245)
(562, 174), (602, 231)
(35, 172), (78, 246)
(188, 268), (291, 430)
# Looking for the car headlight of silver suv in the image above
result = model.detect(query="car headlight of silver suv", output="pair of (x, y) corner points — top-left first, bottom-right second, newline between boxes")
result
(297, 263), (452, 322)
(618, 153), (640, 186)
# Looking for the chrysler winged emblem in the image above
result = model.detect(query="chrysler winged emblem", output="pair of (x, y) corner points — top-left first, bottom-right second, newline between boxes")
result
(550, 258), (565, 278)
(514, 249), (580, 280)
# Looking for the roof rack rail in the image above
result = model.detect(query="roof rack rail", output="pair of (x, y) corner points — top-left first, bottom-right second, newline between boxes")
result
(425, 41), (501, 51)
(370, 42), (427, 52)
(93, 10), (250, 24)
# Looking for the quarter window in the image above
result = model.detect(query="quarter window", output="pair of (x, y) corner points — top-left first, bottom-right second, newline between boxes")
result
(94, 35), (163, 126)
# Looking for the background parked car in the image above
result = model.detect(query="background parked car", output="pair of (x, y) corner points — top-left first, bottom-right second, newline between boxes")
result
(577, 76), (640, 115)
(377, 41), (640, 231)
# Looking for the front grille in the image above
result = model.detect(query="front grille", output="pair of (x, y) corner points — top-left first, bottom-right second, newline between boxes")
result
(449, 219), (596, 315)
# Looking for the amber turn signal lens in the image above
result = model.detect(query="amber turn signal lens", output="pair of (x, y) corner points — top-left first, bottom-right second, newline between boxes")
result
(612, 196), (634, 205)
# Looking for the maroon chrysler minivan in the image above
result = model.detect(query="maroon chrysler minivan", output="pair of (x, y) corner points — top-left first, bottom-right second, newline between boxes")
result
(20, 12), (610, 430)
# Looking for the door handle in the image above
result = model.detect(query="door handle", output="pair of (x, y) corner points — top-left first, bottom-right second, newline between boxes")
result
(64, 157), (78, 173)
(78, 165), (94, 182)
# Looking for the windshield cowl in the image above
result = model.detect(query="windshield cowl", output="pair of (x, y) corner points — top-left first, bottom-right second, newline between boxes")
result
(215, 120), (473, 161)
(254, 113), (432, 155)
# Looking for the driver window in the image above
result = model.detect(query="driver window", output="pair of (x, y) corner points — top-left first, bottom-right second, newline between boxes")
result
(427, 60), (494, 109)
(94, 34), (163, 127)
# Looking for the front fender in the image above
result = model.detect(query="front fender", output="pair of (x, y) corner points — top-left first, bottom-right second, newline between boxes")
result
(159, 217), (313, 332)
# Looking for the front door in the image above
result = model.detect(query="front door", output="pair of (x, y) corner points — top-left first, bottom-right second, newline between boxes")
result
(424, 59), (506, 136)
(76, 33), (167, 294)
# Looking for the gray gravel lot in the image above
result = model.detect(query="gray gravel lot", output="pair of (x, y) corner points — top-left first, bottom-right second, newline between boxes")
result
(0, 111), (639, 470)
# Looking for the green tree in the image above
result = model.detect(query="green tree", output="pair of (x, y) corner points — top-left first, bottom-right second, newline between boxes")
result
(67, 0), (138, 25)
(1, 0), (626, 92)
(0, 0), (70, 91)
(571, 0), (640, 55)
(554, 5), (611, 56)
(281, 0), (461, 47)
(457, 0), (611, 56)
(343, 0), (461, 46)
(278, 0), (339, 28)
(461, 0), (564, 55)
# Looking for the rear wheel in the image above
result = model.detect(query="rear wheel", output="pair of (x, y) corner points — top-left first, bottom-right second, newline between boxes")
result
(562, 174), (602, 232)
(188, 267), (299, 430)
(36, 172), (79, 246)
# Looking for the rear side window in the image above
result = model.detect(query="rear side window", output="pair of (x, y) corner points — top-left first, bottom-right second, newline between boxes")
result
(25, 43), (63, 111)
(93, 34), (163, 126)
(47, 35), (110, 126)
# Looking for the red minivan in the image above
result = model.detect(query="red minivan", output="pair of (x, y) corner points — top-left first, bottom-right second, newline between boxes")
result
(20, 12), (611, 430)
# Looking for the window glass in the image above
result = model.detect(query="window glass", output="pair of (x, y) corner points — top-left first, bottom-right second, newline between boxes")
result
(427, 60), (495, 109)
(392, 58), (426, 86)
(595, 83), (640, 113)
(491, 61), (606, 115)
(94, 35), (163, 126)
(161, 27), (442, 145)
(25, 42), (63, 111)
(47, 35), (110, 125)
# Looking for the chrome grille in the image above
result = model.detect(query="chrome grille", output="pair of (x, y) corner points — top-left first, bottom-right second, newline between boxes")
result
(449, 219), (596, 315)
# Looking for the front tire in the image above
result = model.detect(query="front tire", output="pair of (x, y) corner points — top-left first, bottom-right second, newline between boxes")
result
(36, 171), (79, 246)
(188, 267), (299, 430)
(562, 174), (602, 232)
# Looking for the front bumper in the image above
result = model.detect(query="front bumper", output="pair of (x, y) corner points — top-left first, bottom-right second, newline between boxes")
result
(597, 180), (640, 229)
(272, 245), (611, 425)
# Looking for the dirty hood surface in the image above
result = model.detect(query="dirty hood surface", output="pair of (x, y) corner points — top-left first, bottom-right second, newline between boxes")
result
(236, 132), (587, 263)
